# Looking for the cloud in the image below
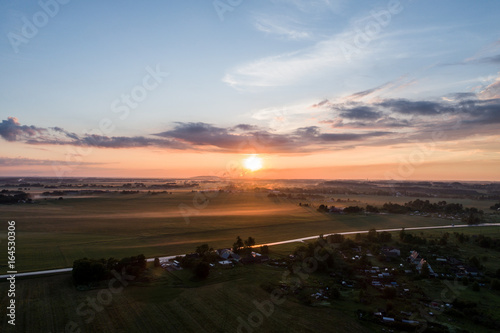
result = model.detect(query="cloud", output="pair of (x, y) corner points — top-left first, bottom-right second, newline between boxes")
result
(377, 99), (456, 115)
(156, 122), (392, 153)
(311, 99), (329, 108)
(0, 157), (103, 166)
(0, 118), (188, 150)
(478, 74), (500, 99)
(460, 98), (500, 124)
(0, 117), (46, 142)
(254, 16), (310, 40)
(339, 106), (382, 120)
(231, 124), (260, 131)
(295, 126), (390, 141)
(272, 0), (345, 14)
(474, 54), (500, 64)
(3, 92), (499, 156)
(345, 82), (392, 101)
(222, 41), (344, 87)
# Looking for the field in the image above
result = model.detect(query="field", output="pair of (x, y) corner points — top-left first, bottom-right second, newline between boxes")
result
(1, 191), (489, 272)
(2, 227), (500, 332)
(0, 250), (371, 333)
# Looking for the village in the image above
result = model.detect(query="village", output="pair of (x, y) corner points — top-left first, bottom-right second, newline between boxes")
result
(156, 229), (500, 332)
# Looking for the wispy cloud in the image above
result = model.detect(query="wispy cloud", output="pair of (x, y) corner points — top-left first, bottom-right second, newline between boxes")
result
(478, 72), (500, 99)
(222, 39), (346, 88)
(272, 0), (345, 14)
(254, 15), (311, 40)
(223, 1), (409, 88)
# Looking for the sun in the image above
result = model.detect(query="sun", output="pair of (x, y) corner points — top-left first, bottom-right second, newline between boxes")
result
(243, 155), (263, 172)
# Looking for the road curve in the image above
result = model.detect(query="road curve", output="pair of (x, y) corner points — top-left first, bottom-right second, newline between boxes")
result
(2, 223), (499, 280)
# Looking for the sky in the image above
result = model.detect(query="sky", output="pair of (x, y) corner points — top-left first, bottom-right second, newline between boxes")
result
(0, 0), (499, 181)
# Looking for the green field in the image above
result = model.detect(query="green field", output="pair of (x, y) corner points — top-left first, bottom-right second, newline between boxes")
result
(0, 262), (372, 333)
(1, 191), (484, 272)
(2, 227), (500, 332)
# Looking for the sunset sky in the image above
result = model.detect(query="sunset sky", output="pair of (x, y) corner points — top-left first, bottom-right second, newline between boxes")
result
(1, 0), (499, 180)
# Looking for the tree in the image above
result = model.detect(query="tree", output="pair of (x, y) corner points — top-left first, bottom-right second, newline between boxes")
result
(491, 279), (500, 291)
(194, 261), (210, 279)
(462, 212), (481, 225)
(343, 206), (363, 214)
(233, 236), (244, 253)
(378, 231), (392, 243)
(327, 234), (345, 244)
(383, 287), (396, 299)
(367, 229), (377, 242)
(317, 204), (329, 212)
(154, 257), (160, 267)
(462, 276), (469, 286)
(244, 236), (256, 248)
(260, 245), (269, 254)
(365, 205), (379, 213)
(328, 287), (340, 299)
(399, 228), (406, 241)
(137, 254), (147, 268)
(195, 244), (211, 257)
(421, 262), (430, 278)
(469, 256), (481, 269)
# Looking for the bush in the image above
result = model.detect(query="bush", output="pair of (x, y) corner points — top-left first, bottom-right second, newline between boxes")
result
(194, 262), (210, 279)
(343, 206), (363, 214)
(491, 279), (500, 291)
(383, 287), (396, 299)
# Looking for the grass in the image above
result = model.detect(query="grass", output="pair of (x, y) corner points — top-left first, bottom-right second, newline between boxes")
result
(0, 263), (372, 333)
(1, 222), (500, 332)
(0, 191), (471, 272)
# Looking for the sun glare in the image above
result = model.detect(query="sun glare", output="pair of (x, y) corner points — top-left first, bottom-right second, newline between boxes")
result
(243, 155), (263, 172)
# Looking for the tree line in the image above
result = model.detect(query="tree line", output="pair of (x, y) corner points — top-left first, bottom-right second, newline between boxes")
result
(73, 254), (146, 285)
(316, 199), (486, 224)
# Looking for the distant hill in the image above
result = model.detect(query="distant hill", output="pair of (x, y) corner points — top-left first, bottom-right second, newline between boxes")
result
(188, 176), (222, 181)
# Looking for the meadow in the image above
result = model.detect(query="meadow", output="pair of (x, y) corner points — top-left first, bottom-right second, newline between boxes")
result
(2, 227), (500, 332)
(0, 261), (372, 333)
(0, 190), (497, 272)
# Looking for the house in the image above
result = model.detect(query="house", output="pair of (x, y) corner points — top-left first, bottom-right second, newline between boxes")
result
(416, 258), (436, 276)
(217, 249), (241, 261)
(382, 247), (401, 258)
(241, 255), (269, 264)
(408, 251), (420, 263)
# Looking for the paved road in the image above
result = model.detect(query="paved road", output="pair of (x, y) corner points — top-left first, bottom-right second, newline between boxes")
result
(2, 223), (499, 279)
(254, 223), (500, 247)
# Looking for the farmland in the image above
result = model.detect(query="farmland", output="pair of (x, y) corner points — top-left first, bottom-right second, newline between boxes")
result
(0, 249), (371, 333)
(1, 177), (500, 332)
(2, 189), (496, 272)
(1, 226), (500, 332)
